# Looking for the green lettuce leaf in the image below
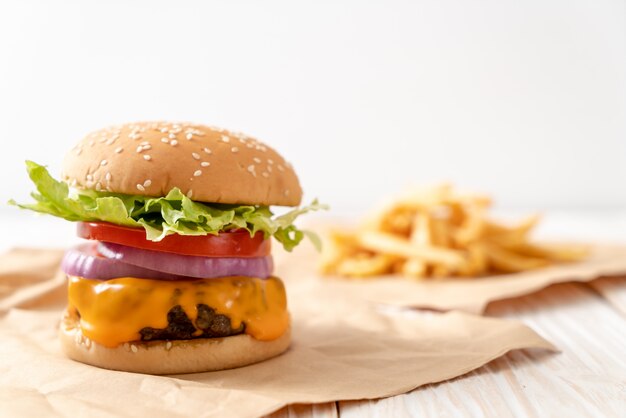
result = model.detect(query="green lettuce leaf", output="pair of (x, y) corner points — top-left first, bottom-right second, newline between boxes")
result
(9, 161), (328, 251)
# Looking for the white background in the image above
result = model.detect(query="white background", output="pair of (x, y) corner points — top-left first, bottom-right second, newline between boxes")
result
(1, 0), (625, 218)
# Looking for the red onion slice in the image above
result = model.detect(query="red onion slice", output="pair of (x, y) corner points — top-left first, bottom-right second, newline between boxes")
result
(98, 242), (273, 279)
(62, 244), (186, 281)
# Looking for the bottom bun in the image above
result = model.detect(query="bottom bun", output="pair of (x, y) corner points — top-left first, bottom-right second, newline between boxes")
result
(59, 311), (291, 375)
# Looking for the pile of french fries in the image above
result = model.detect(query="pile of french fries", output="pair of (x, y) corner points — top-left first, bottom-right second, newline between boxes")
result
(320, 184), (587, 279)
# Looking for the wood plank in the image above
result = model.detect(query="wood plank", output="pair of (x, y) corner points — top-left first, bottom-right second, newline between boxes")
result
(266, 402), (338, 418)
(338, 282), (626, 417)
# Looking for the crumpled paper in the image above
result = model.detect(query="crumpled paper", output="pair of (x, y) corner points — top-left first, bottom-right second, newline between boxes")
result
(0, 248), (554, 418)
(276, 242), (626, 314)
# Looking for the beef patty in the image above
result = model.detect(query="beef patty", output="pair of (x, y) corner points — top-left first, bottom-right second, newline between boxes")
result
(139, 304), (245, 341)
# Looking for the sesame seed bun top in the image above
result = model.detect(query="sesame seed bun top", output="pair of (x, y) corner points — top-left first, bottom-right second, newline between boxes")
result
(61, 122), (303, 206)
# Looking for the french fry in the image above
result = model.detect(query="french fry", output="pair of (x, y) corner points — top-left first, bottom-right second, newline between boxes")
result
(402, 258), (427, 279)
(336, 254), (396, 277)
(430, 216), (452, 247)
(454, 207), (486, 246)
(357, 230), (466, 268)
(410, 211), (432, 246)
(319, 185), (587, 280)
(482, 242), (549, 273)
(432, 264), (453, 279)
(456, 244), (488, 277)
(319, 231), (360, 274)
(485, 215), (540, 241)
(500, 242), (588, 262)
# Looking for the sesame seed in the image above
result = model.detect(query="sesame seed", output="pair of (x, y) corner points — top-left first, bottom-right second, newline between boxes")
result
(231, 147), (239, 153)
(187, 189), (193, 198)
(169, 133), (177, 139)
(194, 170), (202, 177)
(267, 159), (274, 165)
(262, 172), (269, 178)
(186, 133), (193, 140)
(95, 182), (102, 191)
(136, 146), (144, 153)
(247, 165), (257, 177)
(253, 157), (262, 164)
(170, 140), (178, 146)
(201, 161), (210, 167)
(131, 344), (138, 353)
(267, 166), (272, 173)
(246, 143), (253, 148)
(284, 190), (290, 196)
(277, 165), (285, 172)
(142, 144), (151, 150)
(143, 155), (152, 161)
(105, 172), (112, 181)
(100, 160), (108, 166)
(75, 149), (82, 155)
(161, 137), (169, 143)
(143, 179), (152, 187)
(221, 135), (230, 143)
(115, 147), (123, 153)
(203, 147), (212, 154)
(192, 153), (200, 160)
(140, 141), (150, 145)
(166, 341), (172, 350)
(86, 174), (93, 181)
(136, 184), (145, 191)
(89, 140), (95, 146)
(123, 343), (130, 351)
(160, 127), (168, 133)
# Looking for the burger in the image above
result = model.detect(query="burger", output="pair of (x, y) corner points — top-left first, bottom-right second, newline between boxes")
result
(12, 121), (323, 374)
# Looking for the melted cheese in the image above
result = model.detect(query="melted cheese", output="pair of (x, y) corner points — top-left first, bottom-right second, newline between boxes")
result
(67, 275), (288, 348)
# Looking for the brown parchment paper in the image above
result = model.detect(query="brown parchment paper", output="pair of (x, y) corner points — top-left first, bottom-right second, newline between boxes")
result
(589, 276), (626, 316)
(276, 242), (626, 314)
(0, 248), (554, 418)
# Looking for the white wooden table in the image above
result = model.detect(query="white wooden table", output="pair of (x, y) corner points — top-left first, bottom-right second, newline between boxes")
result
(2, 210), (625, 417)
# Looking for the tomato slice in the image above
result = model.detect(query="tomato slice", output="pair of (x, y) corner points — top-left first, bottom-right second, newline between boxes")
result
(77, 222), (270, 258)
